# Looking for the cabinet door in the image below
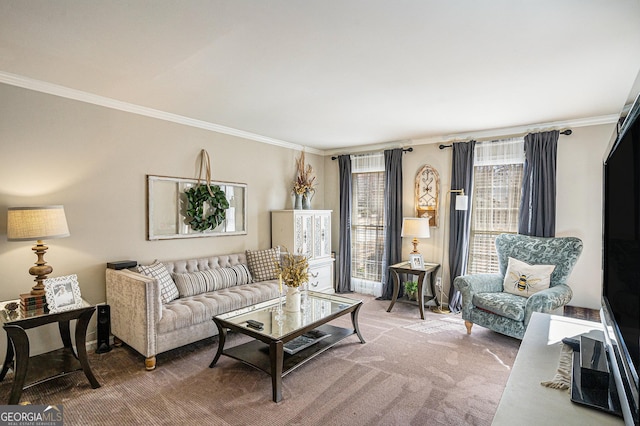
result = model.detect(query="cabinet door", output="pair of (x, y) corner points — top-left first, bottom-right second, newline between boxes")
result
(314, 212), (331, 259)
(294, 213), (314, 258)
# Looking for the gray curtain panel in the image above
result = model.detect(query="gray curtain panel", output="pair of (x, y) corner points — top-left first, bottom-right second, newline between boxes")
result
(380, 148), (403, 300)
(518, 130), (559, 237)
(336, 155), (353, 293)
(448, 141), (475, 313)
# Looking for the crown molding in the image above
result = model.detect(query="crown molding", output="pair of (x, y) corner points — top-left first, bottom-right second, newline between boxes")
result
(1, 71), (620, 157)
(324, 114), (621, 155)
(0, 71), (323, 155)
(434, 115), (620, 144)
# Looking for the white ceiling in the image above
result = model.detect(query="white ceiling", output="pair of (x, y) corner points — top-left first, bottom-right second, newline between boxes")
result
(1, 1), (640, 153)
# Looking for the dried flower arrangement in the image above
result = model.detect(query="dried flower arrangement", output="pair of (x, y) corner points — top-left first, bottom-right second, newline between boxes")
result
(292, 151), (316, 195)
(276, 249), (309, 288)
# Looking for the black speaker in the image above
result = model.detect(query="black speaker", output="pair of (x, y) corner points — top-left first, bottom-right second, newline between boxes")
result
(106, 260), (137, 270)
(95, 304), (112, 354)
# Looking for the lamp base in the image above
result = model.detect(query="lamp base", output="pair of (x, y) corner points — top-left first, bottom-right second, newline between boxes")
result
(410, 238), (420, 254)
(30, 282), (46, 296)
(431, 306), (451, 314)
(29, 241), (52, 296)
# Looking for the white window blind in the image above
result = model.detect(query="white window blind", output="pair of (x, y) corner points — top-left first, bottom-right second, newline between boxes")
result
(351, 153), (385, 286)
(468, 138), (524, 274)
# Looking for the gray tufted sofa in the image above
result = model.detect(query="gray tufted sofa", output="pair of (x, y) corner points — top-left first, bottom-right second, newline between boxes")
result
(105, 252), (280, 370)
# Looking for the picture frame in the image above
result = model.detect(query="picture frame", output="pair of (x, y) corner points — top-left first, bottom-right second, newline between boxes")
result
(409, 253), (425, 269)
(44, 274), (83, 313)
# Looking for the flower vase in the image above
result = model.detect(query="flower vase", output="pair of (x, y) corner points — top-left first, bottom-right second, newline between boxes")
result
(294, 193), (303, 210)
(285, 311), (302, 329)
(284, 286), (301, 312)
(302, 190), (312, 209)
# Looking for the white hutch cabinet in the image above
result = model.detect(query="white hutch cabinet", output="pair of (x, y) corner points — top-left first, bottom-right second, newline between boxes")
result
(271, 210), (334, 293)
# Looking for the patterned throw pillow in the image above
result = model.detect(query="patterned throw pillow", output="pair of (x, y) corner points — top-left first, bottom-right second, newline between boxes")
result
(171, 269), (217, 297)
(503, 257), (556, 298)
(209, 264), (253, 290)
(246, 247), (280, 281)
(138, 261), (180, 303)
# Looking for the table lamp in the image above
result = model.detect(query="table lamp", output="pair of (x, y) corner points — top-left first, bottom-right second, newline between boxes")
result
(7, 206), (70, 295)
(401, 218), (430, 254)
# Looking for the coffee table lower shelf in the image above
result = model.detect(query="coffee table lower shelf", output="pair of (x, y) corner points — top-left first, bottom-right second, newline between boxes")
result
(223, 324), (352, 377)
(210, 291), (365, 402)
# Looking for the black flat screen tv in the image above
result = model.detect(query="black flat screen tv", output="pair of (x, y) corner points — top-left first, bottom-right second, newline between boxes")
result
(602, 93), (640, 426)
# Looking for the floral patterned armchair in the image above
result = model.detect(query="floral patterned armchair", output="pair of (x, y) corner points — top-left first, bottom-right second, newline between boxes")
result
(453, 234), (583, 339)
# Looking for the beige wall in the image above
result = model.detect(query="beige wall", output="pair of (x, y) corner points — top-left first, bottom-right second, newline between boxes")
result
(325, 123), (616, 310)
(0, 83), (325, 351)
(556, 124), (615, 309)
(0, 81), (617, 357)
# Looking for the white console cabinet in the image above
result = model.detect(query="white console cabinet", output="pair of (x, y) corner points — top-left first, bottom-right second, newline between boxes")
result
(271, 210), (334, 293)
(493, 312), (623, 425)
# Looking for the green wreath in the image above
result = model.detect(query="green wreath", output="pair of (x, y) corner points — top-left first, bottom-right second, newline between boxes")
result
(184, 184), (229, 232)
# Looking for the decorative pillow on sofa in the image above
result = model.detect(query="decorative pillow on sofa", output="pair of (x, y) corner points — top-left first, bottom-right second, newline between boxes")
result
(171, 269), (217, 297)
(246, 247), (280, 281)
(209, 264), (252, 289)
(503, 257), (555, 298)
(138, 261), (179, 303)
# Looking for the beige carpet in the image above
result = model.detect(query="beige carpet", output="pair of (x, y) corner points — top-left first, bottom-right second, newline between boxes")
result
(0, 295), (520, 425)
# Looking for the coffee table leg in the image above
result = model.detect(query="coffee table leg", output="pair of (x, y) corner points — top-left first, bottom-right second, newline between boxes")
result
(351, 304), (366, 344)
(209, 320), (227, 368)
(270, 340), (283, 402)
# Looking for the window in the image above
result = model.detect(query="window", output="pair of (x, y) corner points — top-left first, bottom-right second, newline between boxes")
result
(351, 153), (385, 293)
(467, 138), (524, 274)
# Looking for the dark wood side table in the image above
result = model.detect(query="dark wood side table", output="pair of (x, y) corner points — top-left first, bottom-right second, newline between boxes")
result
(387, 261), (441, 320)
(0, 299), (100, 404)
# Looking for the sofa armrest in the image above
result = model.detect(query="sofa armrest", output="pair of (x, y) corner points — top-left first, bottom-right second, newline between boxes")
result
(453, 273), (503, 317)
(105, 268), (161, 358)
(523, 284), (573, 327)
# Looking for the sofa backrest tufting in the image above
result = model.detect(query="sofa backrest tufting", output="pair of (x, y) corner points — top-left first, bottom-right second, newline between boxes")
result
(163, 253), (248, 275)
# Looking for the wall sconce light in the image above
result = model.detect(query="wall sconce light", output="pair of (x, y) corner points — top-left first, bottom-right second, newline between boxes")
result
(401, 217), (430, 254)
(7, 206), (70, 295)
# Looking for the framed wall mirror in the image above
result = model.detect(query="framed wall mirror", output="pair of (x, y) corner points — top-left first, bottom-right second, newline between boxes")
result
(147, 175), (247, 240)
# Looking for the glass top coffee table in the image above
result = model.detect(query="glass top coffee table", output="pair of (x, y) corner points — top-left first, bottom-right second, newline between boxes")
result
(209, 291), (365, 402)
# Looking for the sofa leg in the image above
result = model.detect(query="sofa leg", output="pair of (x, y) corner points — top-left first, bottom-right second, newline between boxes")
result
(145, 356), (156, 371)
(465, 321), (473, 335)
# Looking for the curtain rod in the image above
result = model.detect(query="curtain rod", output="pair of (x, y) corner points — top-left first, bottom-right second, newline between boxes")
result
(331, 147), (413, 160)
(438, 129), (572, 149)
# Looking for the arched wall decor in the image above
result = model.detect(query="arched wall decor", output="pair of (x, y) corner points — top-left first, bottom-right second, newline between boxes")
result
(415, 164), (440, 226)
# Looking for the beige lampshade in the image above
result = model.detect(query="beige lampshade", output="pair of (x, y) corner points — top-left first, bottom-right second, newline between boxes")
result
(7, 206), (70, 241)
(401, 218), (430, 239)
